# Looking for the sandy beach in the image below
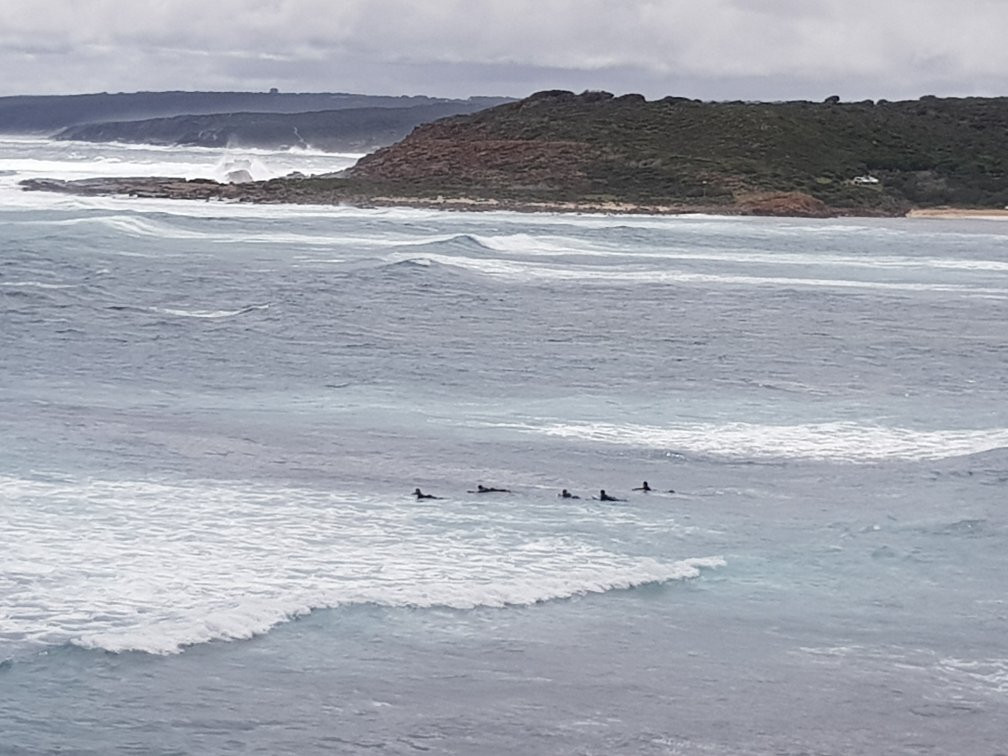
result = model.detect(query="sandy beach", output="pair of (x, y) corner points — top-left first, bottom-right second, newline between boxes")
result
(907, 207), (1008, 219)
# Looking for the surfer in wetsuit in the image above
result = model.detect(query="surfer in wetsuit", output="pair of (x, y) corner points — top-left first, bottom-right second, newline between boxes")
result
(559, 489), (580, 499)
(598, 489), (624, 502)
(632, 480), (676, 493)
(469, 484), (511, 493)
(413, 488), (441, 499)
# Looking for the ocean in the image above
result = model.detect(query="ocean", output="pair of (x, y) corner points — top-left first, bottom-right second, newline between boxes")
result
(1, 136), (1006, 755)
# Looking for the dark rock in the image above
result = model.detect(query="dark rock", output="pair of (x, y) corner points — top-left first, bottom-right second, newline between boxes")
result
(736, 192), (833, 218)
(526, 90), (576, 102)
(579, 90), (616, 103)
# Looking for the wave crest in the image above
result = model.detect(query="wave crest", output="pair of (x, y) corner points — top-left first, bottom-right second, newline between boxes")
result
(70, 556), (724, 656)
(154, 303), (270, 319)
(494, 420), (1008, 462)
(1, 475), (722, 657)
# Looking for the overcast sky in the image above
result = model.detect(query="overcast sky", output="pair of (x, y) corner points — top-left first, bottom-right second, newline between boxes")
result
(1, 0), (1005, 101)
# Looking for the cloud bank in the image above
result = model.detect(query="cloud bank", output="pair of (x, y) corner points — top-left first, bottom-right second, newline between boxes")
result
(1, 0), (1005, 99)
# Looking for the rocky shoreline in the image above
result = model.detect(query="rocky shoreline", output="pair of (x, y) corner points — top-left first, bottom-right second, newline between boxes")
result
(18, 176), (902, 218)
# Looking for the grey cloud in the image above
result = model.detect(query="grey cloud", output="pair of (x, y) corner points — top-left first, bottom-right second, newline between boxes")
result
(0, 0), (1005, 98)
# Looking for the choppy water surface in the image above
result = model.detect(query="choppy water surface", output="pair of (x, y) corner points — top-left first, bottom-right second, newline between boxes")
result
(1, 138), (1007, 754)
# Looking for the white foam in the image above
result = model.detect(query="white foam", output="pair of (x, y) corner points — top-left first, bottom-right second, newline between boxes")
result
(0, 280), (76, 289)
(800, 645), (1008, 697)
(375, 249), (1007, 297)
(0, 475), (721, 656)
(0, 136), (359, 183)
(0, 135), (359, 214)
(938, 656), (1008, 695)
(392, 232), (1008, 282)
(60, 214), (217, 241)
(154, 303), (270, 319)
(491, 420), (1008, 462)
(14, 213), (363, 250)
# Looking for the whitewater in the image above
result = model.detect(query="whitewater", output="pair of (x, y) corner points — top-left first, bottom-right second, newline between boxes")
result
(1, 137), (1006, 754)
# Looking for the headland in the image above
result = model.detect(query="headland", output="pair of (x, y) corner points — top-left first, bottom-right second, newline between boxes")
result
(18, 90), (1008, 218)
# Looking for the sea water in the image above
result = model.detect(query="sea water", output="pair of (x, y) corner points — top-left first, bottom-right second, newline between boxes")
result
(1, 137), (1006, 754)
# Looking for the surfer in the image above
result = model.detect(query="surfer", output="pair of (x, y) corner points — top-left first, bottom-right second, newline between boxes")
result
(633, 480), (676, 493)
(598, 489), (624, 502)
(413, 488), (442, 500)
(469, 484), (511, 493)
(559, 489), (580, 499)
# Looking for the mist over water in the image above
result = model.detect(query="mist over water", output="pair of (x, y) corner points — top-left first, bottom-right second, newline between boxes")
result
(1, 138), (1007, 754)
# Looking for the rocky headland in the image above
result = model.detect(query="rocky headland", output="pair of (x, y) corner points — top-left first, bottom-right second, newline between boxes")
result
(19, 90), (1008, 217)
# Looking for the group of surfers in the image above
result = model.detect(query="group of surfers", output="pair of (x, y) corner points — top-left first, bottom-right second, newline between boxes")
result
(412, 480), (673, 501)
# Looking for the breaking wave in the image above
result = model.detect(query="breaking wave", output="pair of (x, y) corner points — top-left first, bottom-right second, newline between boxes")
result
(154, 303), (271, 319)
(0, 475), (723, 656)
(492, 420), (1008, 462)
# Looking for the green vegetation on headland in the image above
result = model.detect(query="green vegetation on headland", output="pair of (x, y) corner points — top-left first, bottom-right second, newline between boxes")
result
(339, 90), (1008, 215)
(19, 90), (1008, 217)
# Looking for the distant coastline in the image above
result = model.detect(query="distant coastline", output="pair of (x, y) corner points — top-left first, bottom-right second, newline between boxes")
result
(0, 91), (514, 152)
